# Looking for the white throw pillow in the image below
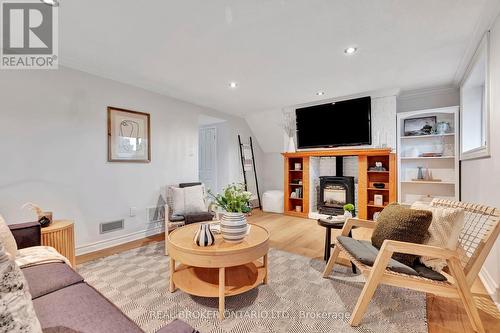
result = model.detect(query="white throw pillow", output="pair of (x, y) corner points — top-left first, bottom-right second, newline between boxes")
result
(183, 185), (206, 214)
(170, 185), (207, 216)
(411, 201), (464, 272)
(0, 214), (18, 258)
(0, 242), (43, 333)
(171, 187), (186, 216)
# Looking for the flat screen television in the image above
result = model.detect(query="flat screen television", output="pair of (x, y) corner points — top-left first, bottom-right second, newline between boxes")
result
(296, 96), (371, 149)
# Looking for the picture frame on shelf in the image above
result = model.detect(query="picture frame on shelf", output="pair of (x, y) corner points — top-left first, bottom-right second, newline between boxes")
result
(404, 116), (436, 136)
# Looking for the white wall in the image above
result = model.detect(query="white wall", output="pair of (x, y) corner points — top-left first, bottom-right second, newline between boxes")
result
(397, 86), (460, 113)
(461, 14), (500, 304)
(246, 94), (398, 192)
(0, 67), (261, 254)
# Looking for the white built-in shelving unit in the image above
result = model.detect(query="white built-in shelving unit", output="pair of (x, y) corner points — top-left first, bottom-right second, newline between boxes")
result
(397, 106), (459, 205)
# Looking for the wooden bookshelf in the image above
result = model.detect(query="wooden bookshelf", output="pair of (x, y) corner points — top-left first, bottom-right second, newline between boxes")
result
(283, 148), (397, 220)
(283, 156), (309, 218)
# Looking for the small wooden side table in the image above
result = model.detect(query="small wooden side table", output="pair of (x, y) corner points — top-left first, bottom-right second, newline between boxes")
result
(41, 220), (76, 267)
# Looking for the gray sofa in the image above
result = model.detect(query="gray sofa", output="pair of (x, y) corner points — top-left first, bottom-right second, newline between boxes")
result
(10, 222), (198, 333)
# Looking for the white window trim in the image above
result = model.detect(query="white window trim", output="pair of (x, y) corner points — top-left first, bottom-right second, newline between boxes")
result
(460, 31), (491, 161)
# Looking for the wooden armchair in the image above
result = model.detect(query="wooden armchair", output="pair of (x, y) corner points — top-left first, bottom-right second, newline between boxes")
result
(164, 183), (216, 255)
(323, 199), (500, 333)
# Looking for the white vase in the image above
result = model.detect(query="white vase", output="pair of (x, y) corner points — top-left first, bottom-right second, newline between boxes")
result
(287, 136), (296, 152)
(344, 211), (353, 219)
(220, 212), (248, 243)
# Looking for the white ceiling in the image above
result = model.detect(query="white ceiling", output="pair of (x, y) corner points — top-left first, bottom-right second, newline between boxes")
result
(60, 0), (493, 115)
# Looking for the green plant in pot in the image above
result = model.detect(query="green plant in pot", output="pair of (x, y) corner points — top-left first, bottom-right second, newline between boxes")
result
(343, 203), (355, 219)
(209, 183), (252, 243)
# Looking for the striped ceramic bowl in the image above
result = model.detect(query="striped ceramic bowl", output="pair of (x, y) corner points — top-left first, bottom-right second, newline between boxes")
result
(220, 212), (248, 243)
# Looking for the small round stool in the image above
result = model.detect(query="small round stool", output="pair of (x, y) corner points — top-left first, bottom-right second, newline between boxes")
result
(317, 217), (356, 273)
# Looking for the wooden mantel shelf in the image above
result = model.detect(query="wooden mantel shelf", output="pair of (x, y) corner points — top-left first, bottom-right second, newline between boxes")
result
(282, 148), (392, 158)
(283, 148), (396, 220)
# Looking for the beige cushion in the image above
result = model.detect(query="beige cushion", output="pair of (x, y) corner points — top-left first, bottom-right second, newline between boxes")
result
(171, 186), (185, 216)
(0, 214), (17, 258)
(0, 242), (42, 332)
(170, 185), (206, 216)
(411, 202), (464, 272)
(183, 185), (206, 214)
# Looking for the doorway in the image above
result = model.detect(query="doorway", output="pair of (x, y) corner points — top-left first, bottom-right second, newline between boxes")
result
(199, 126), (217, 193)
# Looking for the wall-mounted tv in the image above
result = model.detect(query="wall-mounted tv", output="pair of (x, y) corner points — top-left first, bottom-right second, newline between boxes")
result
(296, 96), (371, 149)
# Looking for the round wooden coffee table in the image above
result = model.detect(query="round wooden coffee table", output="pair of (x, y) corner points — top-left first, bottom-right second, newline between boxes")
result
(167, 223), (270, 319)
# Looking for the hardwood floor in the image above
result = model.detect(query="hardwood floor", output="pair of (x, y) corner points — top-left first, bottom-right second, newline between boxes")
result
(76, 210), (500, 333)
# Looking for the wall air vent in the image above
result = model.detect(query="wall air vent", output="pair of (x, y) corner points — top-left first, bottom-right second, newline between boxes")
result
(99, 219), (124, 234)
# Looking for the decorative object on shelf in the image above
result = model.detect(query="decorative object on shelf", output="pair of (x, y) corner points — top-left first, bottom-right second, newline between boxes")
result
(108, 107), (151, 163)
(209, 183), (251, 243)
(443, 143), (454, 156)
(419, 152), (443, 158)
(193, 223), (215, 247)
(38, 216), (51, 228)
(373, 183), (385, 189)
(343, 203), (355, 218)
(417, 166), (424, 180)
(373, 211), (381, 221)
(290, 192), (297, 198)
(282, 108), (296, 153)
(374, 194), (384, 206)
(287, 136), (296, 153)
(295, 206), (302, 212)
(22, 202), (53, 227)
(294, 163), (302, 171)
(404, 116), (436, 136)
(369, 162), (386, 172)
(408, 147), (419, 158)
(435, 121), (451, 134)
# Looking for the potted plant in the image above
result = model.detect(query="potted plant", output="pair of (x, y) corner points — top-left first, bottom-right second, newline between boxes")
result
(343, 203), (355, 219)
(209, 183), (252, 243)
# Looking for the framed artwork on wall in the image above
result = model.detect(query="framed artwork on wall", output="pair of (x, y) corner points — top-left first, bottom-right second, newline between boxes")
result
(107, 106), (151, 163)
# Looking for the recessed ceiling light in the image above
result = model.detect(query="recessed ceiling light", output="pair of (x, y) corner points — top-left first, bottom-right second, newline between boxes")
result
(344, 47), (357, 55)
(40, 0), (59, 6)
(316, 91), (325, 96)
(229, 82), (238, 89)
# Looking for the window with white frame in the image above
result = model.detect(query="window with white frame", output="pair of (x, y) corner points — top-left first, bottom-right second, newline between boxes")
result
(460, 32), (490, 160)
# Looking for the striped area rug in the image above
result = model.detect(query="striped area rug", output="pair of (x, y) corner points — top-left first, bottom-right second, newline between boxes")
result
(77, 242), (427, 333)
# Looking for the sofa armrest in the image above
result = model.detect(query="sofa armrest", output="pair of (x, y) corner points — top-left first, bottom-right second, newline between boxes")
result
(155, 319), (199, 333)
(9, 221), (41, 249)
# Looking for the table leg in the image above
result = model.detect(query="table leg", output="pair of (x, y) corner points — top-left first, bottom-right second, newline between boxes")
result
(219, 267), (225, 320)
(263, 254), (268, 284)
(324, 228), (332, 261)
(169, 258), (176, 292)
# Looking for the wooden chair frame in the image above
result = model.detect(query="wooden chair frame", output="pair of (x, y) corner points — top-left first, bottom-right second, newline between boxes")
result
(323, 199), (500, 333)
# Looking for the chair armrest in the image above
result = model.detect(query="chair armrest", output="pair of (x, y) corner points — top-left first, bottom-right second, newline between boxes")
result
(381, 239), (458, 260)
(340, 218), (377, 236)
(8, 222), (41, 249)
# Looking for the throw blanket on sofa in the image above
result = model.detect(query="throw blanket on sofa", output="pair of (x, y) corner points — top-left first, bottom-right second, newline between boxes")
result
(15, 246), (72, 268)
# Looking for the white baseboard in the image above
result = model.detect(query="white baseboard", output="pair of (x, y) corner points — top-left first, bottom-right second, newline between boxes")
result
(75, 225), (164, 256)
(479, 267), (500, 310)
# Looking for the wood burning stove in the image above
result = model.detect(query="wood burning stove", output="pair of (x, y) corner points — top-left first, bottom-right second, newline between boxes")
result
(318, 176), (355, 215)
